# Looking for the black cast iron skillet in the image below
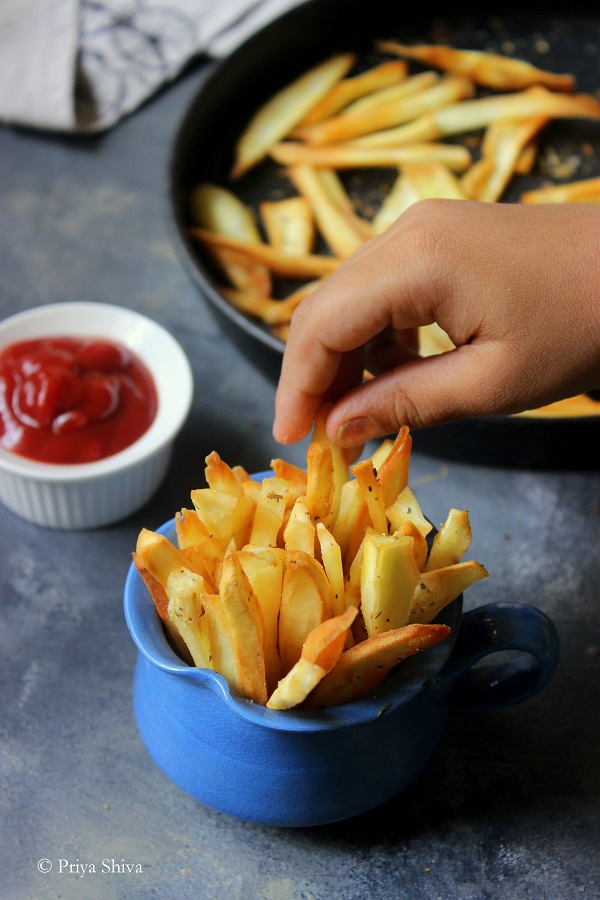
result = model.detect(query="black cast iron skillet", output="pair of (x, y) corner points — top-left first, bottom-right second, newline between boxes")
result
(169, 0), (600, 469)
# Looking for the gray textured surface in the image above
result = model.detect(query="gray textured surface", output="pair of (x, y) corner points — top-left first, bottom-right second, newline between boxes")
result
(1, 63), (599, 900)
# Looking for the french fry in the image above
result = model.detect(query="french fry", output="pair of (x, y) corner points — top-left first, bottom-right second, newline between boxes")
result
(296, 74), (475, 144)
(175, 508), (224, 589)
(520, 174), (600, 204)
(189, 227), (341, 277)
(462, 116), (548, 202)
(190, 486), (255, 552)
(267, 605), (357, 708)
(372, 173), (422, 234)
(217, 545), (268, 704)
(204, 450), (244, 497)
(294, 59), (409, 127)
(231, 52), (357, 178)
(131, 553), (193, 664)
(409, 560), (489, 625)
(394, 520), (429, 571)
(316, 521), (346, 616)
(166, 567), (212, 669)
(269, 140), (473, 171)
(360, 530), (421, 637)
(259, 195), (315, 255)
(249, 476), (289, 547)
(377, 425), (413, 510)
(365, 86), (600, 146)
(220, 278), (322, 325)
(306, 440), (335, 525)
(238, 545), (285, 694)
(202, 244), (272, 296)
(377, 40), (576, 92)
(304, 623), (451, 708)
(386, 486), (433, 539)
(287, 165), (368, 257)
(279, 549), (332, 674)
(314, 169), (373, 241)
(312, 402), (351, 521)
(270, 457), (308, 505)
(425, 508), (473, 572)
(189, 183), (271, 295)
(351, 457), (388, 535)
(283, 495), (315, 555)
(293, 70), (439, 142)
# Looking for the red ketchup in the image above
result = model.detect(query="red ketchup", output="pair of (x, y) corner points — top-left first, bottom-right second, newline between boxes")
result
(0, 336), (158, 464)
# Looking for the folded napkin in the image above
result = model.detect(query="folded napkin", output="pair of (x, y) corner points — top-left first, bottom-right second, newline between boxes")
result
(0, 0), (305, 133)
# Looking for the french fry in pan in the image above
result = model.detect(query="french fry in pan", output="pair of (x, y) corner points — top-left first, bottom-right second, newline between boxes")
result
(220, 278), (323, 325)
(269, 140), (473, 171)
(231, 52), (357, 178)
(293, 70), (439, 142)
(460, 116), (548, 202)
(521, 174), (600, 203)
(296, 74), (475, 145)
(259, 195), (315, 255)
(363, 86), (600, 146)
(294, 59), (409, 127)
(287, 165), (369, 257)
(377, 40), (576, 92)
(189, 227), (341, 278)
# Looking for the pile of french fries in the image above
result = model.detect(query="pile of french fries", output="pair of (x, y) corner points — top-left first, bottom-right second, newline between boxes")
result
(133, 421), (488, 709)
(188, 37), (600, 417)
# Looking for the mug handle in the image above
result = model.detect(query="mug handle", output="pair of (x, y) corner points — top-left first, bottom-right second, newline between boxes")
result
(438, 602), (560, 712)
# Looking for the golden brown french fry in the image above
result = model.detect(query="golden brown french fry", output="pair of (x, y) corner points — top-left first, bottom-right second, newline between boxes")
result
(270, 457), (308, 505)
(296, 74), (475, 144)
(287, 165), (368, 258)
(330, 477), (365, 564)
(266, 605), (358, 709)
(175, 508), (224, 589)
(231, 52), (357, 178)
(377, 425), (412, 510)
(202, 244), (273, 296)
(316, 521), (346, 617)
(306, 440), (335, 525)
(189, 183), (272, 294)
(386, 486), (433, 539)
(402, 161), (469, 199)
(425, 508), (472, 572)
(217, 545), (268, 704)
(135, 527), (204, 587)
(283, 495), (315, 555)
(393, 520), (429, 571)
(365, 86), (600, 146)
(259, 196), (315, 255)
(304, 622), (451, 708)
(295, 59), (408, 126)
(220, 278), (322, 325)
(190, 487), (255, 552)
(312, 402), (351, 521)
(351, 457), (388, 535)
(166, 567), (213, 669)
(463, 116), (548, 202)
(279, 549), (332, 674)
(417, 322), (455, 357)
(315, 169), (374, 241)
(409, 560), (489, 624)
(190, 183), (263, 241)
(237, 545), (285, 694)
(377, 40), (576, 92)
(131, 553), (193, 664)
(269, 141), (473, 171)
(293, 70), (438, 141)
(204, 450), (244, 497)
(372, 173), (421, 234)
(249, 476), (289, 547)
(360, 530), (421, 637)
(189, 227), (341, 277)
(520, 174), (600, 203)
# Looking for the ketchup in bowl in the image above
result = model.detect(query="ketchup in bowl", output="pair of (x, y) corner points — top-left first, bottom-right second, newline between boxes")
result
(0, 336), (158, 464)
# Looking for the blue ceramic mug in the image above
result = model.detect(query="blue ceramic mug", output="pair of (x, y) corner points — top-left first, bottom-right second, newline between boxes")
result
(124, 490), (559, 828)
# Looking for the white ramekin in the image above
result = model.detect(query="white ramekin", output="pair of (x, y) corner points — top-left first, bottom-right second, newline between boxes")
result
(0, 302), (193, 529)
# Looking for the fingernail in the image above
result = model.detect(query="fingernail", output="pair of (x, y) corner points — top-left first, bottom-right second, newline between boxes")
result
(336, 416), (382, 447)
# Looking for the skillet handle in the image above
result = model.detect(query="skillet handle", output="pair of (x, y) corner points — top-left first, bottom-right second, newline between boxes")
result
(439, 602), (559, 712)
